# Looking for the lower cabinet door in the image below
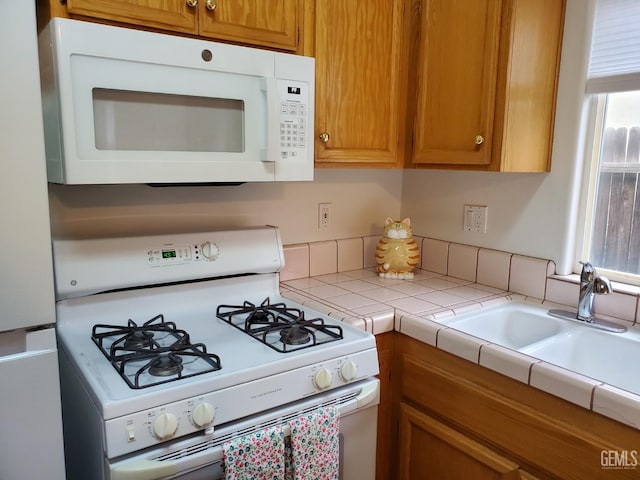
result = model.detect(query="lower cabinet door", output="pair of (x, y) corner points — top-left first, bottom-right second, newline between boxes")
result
(398, 402), (521, 480)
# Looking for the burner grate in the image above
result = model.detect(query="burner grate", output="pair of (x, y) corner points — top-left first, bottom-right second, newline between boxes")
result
(91, 314), (222, 389)
(216, 298), (343, 353)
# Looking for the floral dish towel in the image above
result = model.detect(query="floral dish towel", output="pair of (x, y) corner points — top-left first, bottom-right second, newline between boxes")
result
(223, 424), (285, 480)
(288, 405), (340, 480)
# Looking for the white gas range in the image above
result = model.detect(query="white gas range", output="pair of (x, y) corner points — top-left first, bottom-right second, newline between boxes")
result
(53, 227), (379, 480)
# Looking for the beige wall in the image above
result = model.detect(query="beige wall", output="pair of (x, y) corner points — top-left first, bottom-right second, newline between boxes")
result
(48, 169), (403, 245)
(48, 1), (590, 277)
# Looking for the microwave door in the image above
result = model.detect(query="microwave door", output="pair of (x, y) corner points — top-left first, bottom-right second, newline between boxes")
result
(63, 55), (275, 183)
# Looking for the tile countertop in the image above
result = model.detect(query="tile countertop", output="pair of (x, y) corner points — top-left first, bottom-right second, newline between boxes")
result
(280, 267), (640, 432)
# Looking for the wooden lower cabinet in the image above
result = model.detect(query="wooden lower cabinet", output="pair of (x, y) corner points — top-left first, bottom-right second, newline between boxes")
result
(398, 402), (524, 479)
(375, 332), (394, 480)
(391, 334), (640, 480)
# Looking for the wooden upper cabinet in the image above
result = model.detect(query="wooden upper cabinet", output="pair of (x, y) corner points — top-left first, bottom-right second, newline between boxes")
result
(410, 0), (565, 172)
(412, 0), (502, 167)
(199, 0), (299, 51)
(63, 0), (198, 33)
(44, 0), (302, 52)
(314, 0), (410, 167)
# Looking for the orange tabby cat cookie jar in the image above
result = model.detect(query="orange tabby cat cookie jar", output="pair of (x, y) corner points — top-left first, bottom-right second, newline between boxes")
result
(375, 218), (420, 279)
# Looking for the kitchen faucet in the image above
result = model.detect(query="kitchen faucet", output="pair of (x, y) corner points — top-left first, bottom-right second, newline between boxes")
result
(576, 261), (612, 322)
(548, 262), (625, 332)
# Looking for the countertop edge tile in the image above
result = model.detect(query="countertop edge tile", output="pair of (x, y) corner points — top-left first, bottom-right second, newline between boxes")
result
(398, 314), (442, 347)
(436, 328), (487, 364)
(479, 343), (537, 384)
(593, 384), (640, 430)
(529, 362), (602, 409)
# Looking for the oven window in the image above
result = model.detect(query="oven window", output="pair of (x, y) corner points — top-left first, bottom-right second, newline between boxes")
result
(92, 88), (245, 153)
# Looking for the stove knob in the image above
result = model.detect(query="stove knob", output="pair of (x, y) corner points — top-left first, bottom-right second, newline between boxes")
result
(315, 368), (333, 390)
(192, 402), (215, 428)
(340, 360), (358, 381)
(153, 412), (178, 440)
(200, 241), (220, 261)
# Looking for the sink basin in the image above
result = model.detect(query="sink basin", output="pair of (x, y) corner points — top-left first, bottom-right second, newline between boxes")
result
(440, 302), (566, 349)
(521, 328), (640, 395)
(437, 300), (640, 395)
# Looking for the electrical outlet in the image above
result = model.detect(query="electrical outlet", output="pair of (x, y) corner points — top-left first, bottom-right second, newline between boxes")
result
(318, 203), (331, 229)
(463, 205), (488, 233)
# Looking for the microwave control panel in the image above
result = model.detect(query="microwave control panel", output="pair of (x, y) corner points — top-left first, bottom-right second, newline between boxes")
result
(278, 80), (309, 160)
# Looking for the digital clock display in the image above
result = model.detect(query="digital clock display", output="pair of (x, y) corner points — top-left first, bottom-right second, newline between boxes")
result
(162, 250), (176, 259)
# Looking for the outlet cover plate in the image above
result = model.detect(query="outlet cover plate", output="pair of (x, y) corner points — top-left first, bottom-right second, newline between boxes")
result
(464, 205), (488, 233)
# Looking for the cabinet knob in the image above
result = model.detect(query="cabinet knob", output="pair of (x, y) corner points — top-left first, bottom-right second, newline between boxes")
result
(205, 0), (217, 11)
(186, 0), (198, 7)
(474, 135), (485, 145)
(319, 132), (330, 143)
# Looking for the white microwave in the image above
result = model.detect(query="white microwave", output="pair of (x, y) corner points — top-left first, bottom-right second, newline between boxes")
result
(38, 18), (315, 184)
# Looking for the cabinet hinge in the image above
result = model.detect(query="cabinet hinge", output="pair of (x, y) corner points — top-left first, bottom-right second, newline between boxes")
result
(297, 27), (300, 48)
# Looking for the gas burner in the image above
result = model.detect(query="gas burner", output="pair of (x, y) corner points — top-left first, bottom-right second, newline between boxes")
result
(149, 353), (183, 377)
(216, 298), (343, 353)
(91, 314), (222, 389)
(123, 330), (155, 350)
(279, 325), (311, 345)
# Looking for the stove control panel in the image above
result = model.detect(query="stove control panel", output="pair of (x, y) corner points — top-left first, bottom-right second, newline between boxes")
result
(147, 241), (221, 265)
(103, 348), (379, 458)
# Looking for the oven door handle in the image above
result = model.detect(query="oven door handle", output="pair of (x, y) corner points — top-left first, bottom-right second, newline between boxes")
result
(337, 379), (380, 416)
(110, 459), (178, 480)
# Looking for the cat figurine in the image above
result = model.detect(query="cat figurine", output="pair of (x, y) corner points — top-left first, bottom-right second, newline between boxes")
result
(375, 218), (420, 279)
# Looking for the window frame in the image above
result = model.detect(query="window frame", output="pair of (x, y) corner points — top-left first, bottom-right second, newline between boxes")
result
(578, 92), (640, 286)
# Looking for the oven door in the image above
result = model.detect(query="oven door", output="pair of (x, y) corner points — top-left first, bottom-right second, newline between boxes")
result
(108, 378), (379, 480)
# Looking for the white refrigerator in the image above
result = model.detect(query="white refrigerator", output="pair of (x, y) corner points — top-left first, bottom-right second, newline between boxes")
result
(0, 1), (66, 479)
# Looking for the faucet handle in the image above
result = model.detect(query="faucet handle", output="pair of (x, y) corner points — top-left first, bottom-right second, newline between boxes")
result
(594, 275), (613, 295)
(579, 261), (594, 281)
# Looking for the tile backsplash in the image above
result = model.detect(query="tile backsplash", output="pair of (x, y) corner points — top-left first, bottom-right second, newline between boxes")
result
(281, 235), (640, 325)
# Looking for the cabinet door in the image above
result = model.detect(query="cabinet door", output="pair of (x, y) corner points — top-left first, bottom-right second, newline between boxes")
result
(199, 0), (300, 51)
(65, 0), (198, 33)
(411, 0), (502, 166)
(314, 0), (410, 167)
(398, 403), (521, 480)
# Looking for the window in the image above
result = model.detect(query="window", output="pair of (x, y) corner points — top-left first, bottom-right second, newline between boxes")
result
(581, 0), (640, 282)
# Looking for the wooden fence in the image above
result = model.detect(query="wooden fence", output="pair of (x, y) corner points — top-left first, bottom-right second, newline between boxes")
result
(591, 126), (640, 273)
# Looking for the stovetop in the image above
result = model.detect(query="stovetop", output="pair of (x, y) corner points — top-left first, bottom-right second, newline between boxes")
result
(92, 314), (223, 389)
(90, 296), (346, 389)
(55, 273), (375, 419)
(217, 297), (344, 354)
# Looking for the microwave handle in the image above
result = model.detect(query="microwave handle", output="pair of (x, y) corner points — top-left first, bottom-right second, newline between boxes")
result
(261, 76), (280, 163)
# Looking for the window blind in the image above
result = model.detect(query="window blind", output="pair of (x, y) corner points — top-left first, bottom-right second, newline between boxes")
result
(587, 0), (640, 94)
